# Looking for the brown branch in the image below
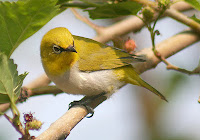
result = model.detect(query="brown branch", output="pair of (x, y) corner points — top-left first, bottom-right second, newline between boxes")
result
(170, 1), (191, 10)
(36, 30), (200, 140)
(25, 74), (51, 89)
(37, 106), (87, 140)
(165, 8), (200, 34)
(31, 86), (63, 96)
(37, 95), (106, 140)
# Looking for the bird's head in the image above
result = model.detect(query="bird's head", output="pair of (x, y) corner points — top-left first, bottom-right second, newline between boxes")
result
(40, 27), (78, 76)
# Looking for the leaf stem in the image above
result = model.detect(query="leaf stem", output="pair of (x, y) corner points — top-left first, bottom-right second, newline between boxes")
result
(10, 101), (20, 117)
(4, 113), (26, 137)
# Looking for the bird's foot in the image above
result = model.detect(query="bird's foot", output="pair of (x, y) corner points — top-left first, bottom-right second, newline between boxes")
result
(69, 100), (94, 118)
(68, 92), (107, 118)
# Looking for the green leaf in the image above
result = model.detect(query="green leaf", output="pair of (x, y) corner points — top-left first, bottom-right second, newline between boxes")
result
(57, 0), (72, 5)
(80, 0), (106, 7)
(190, 15), (200, 23)
(86, 1), (142, 19)
(0, 0), (61, 57)
(0, 94), (10, 104)
(183, 0), (200, 11)
(59, 1), (100, 9)
(0, 53), (27, 104)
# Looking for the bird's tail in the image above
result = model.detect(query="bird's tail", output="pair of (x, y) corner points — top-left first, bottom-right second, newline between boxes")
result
(137, 78), (168, 102)
(123, 66), (168, 102)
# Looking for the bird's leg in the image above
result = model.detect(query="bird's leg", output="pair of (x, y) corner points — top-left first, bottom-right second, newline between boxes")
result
(69, 92), (107, 118)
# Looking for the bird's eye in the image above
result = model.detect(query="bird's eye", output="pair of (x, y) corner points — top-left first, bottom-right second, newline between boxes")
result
(53, 45), (62, 54)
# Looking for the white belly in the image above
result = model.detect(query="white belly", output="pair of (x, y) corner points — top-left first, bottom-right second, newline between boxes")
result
(47, 65), (125, 97)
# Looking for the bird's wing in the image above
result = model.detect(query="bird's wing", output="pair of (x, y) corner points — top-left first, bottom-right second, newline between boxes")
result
(73, 35), (145, 72)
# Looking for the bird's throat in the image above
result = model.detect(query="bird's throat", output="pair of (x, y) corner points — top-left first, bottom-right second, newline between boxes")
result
(42, 52), (78, 76)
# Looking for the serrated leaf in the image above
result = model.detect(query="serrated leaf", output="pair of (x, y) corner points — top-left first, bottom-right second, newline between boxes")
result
(190, 15), (200, 23)
(14, 72), (28, 98)
(0, 0), (61, 57)
(184, 0), (200, 11)
(0, 53), (27, 104)
(86, 1), (142, 19)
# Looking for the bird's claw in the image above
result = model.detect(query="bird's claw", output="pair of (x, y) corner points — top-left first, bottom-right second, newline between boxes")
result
(68, 100), (94, 118)
(68, 92), (106, 118)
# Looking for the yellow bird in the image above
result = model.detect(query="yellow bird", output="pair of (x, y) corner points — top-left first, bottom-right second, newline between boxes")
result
(40, 27), (167, 113)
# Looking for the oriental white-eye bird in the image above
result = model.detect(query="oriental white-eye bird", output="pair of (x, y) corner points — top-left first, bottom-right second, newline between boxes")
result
(40, 27), (167, 115)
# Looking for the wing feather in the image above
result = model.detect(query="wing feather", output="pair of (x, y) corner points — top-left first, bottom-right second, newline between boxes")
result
(73, 35), (145, 72)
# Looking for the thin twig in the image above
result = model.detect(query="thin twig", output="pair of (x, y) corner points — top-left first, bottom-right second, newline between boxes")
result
(4, 114), (26, 137)
(158, 54), (200, 75)
(70, 8), (104, 34)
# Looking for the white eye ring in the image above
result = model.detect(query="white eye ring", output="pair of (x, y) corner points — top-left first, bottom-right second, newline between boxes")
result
(53, 44), (62, 54)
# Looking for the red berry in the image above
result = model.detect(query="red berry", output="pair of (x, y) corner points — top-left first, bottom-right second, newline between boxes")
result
(124, 39), (136, 54)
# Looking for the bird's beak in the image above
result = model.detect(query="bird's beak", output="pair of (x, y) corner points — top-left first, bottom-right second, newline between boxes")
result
(66, 45), (77, 53)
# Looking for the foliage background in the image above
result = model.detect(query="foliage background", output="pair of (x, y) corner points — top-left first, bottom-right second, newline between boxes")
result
(0, 1), (200, 140)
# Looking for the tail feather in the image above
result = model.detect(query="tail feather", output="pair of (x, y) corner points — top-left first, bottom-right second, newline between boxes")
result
(138, 79), (168, 102)
(124, 66), (168, 102)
